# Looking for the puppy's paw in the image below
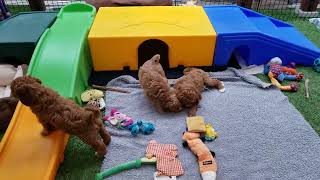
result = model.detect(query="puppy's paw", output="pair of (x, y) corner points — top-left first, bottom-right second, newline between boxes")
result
(219, 82), (225, 93)
(95, 145), (107, 158)
(219, 88), (225, 93)
(95, 151), (107, 158)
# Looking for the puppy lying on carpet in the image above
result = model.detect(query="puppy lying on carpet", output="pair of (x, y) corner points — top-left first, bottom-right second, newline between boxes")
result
(11, 76), (111, 157)
(174, 68), (225, 116)
(138, 54), (182, 113)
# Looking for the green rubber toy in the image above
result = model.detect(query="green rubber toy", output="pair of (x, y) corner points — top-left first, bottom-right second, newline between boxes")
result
(95, 157), (156, 180)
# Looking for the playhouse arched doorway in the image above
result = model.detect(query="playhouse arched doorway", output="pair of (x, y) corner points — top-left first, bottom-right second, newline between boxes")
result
(138, 39), (169, 69)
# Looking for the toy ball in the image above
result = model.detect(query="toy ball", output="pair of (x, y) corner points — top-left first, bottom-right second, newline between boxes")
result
(139, 121), (155, 135)
(313, 58), (320, 73)
(128, 123), (140, 136)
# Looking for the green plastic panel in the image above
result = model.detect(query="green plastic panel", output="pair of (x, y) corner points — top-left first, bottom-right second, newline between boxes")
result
(28, 3), (96, 104)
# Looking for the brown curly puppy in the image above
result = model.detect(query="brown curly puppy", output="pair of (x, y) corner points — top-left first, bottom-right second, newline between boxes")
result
(174, 68), (225, 116)
(10, 76), (111, 157)
(0, 97), (18, 130)
(138, 54), (182, 113)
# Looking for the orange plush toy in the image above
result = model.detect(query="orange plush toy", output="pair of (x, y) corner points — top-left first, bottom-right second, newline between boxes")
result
(182, 132), (217, 180)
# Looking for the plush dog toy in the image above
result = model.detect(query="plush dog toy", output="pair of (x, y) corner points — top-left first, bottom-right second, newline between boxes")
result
(264, 57), (303, 92)
(182, 132), (217, 180)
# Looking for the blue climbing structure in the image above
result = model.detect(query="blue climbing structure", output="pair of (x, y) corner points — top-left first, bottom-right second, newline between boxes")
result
(205, 5), (320, 66)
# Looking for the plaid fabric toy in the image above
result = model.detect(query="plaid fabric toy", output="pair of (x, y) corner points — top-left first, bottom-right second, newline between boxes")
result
(146, 140), (184, 177)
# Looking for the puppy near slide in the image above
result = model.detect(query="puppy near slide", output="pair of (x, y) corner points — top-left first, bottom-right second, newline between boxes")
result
(10, 76), (111, 157)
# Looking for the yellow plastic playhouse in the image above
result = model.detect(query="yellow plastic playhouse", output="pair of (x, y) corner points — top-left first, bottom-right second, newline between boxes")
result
(88, 6), (217, 71)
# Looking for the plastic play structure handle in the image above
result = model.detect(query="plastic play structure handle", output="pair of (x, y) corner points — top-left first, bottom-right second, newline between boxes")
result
(95, 157), (156, 180)
(95, 159), (142, 180)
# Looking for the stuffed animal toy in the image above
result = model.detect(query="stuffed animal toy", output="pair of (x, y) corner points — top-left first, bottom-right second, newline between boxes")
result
(127, 120), (155, 136)
(81, 89), (104, 102)
(204, 124), (218, 141)
(86, 98), (106, 110)
(146, 140), (184, 177)
(182, 132), (217, 180)
(103, 108), (133, 128)
(139, 121), (155, 135)
(264, 57), (303, 92)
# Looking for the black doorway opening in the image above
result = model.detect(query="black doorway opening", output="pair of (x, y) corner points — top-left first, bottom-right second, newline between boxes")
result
(138, 39), (169, 69)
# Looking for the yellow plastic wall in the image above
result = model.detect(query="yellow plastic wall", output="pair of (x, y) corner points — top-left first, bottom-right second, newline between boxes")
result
(88, 6), (217, 71)
(0, 103), (68, 180)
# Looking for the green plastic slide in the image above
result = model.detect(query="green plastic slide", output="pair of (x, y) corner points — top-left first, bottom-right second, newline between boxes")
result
(28, 3), (96, 103)
(0, 3), (96, 180)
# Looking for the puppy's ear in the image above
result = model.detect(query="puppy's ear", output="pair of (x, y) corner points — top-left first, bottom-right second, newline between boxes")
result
(11, 84), (34, 106)
(151, 54), (160, 63)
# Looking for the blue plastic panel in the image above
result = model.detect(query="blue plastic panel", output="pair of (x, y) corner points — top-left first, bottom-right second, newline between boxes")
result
(204, 5), (320, 66)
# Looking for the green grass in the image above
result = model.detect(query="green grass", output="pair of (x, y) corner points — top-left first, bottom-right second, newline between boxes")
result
(289, 20), (320, 47)
(256, 67), (320, 134)
(7, 5), (30, 15)
(56, 136), (102, 180)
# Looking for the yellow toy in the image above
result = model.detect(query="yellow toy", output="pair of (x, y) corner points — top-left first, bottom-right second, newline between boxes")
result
(88, 6), (216, 71)
(205, 124), (218, 141)
(186, 116), (206, 133)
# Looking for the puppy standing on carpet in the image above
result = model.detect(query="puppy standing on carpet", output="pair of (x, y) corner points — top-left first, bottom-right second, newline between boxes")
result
(11, 76), (111, 157)
(138, 54), (182, 113)
(174, 68), (225, 117)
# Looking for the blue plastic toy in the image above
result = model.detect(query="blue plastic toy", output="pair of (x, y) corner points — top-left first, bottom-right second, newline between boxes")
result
(204, 5), (320, 67)
(127, 121), (155, 136)
(313, 58), (320, 72)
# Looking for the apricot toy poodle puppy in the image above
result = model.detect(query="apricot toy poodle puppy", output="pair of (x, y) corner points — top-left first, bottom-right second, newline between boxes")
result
(174, 68), (225, 116)
(138, 54), (182, 113)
